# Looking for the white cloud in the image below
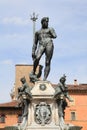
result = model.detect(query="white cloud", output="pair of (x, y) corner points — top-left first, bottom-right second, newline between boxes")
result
(1, 17), (29, 25)
(0, 33), (31, 39)
(0, 60), (13, 65)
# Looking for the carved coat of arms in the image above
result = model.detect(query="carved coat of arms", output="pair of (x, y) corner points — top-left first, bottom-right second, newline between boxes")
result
(35, 102), (52, 126)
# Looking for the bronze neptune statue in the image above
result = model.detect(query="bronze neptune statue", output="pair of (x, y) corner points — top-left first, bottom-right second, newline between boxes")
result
(30, 17), (57, 82)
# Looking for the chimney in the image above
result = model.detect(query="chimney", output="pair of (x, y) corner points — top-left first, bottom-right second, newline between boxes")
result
(74, 79), (78, 86)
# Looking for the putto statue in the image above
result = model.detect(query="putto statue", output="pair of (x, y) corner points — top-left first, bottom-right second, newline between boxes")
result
(17, 77), (32, 126)
(17, 77), (32, 130)
(30, 17), (57, 82)
(54, 75), (73, 129)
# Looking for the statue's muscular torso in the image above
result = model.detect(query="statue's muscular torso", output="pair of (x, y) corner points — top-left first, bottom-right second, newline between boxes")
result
(36, 27), (56, 47)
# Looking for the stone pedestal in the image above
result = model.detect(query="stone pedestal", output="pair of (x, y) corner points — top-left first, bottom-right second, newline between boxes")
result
(27, 80), (60, 130)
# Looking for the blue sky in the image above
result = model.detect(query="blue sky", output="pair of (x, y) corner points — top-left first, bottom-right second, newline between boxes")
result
(0, 0), (87, 103)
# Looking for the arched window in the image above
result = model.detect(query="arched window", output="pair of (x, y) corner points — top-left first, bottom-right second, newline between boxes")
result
(0, 114), (5, 123)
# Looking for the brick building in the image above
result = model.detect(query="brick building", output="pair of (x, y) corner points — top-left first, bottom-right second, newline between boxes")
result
(65, 83), (87, 130)
(0, 65), (87, 130)
(0, 101), (22, 128)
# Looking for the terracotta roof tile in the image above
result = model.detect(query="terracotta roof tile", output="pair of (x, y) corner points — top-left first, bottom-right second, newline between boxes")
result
(0, 100), (18, 107)
(52, 83), (87, 91)
(68, 84), (87, 91)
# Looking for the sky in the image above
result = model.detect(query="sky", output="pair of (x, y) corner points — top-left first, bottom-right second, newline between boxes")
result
(0, 0), (87, 103)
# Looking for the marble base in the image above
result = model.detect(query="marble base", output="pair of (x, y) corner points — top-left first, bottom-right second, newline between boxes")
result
(26, 124), (82, 130)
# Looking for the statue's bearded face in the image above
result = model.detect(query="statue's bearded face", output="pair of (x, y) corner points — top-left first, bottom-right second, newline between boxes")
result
(42, 21), (48, 28)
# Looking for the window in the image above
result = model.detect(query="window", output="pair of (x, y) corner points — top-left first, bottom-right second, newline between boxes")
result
(71, 112), (76, 121)
(0, 114), (5, 123)
(18, 114), (22, 123)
